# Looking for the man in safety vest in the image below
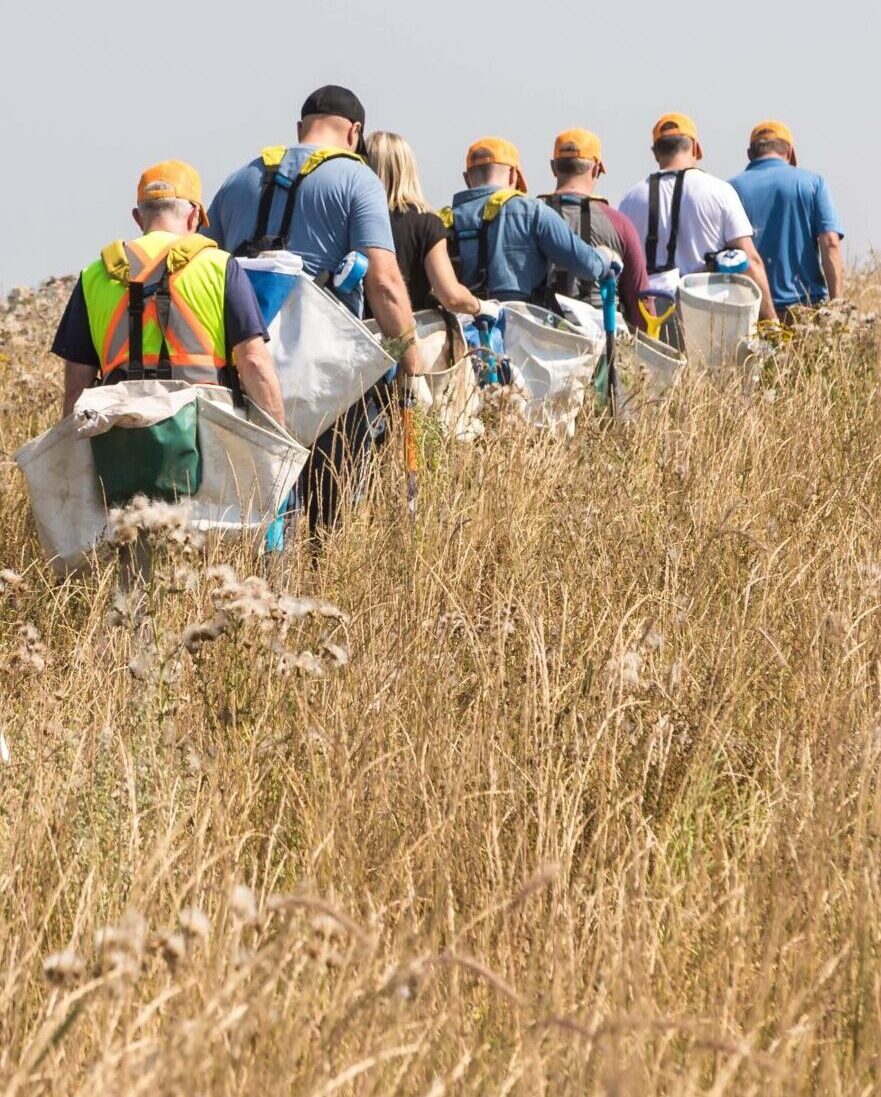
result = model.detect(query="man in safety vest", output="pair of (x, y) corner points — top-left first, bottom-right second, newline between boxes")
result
(442, 136), (622, 303)
(619, 113), (775, 321)
(539, 129), (650, 329)
(204, 84), (425, 531)
(53, 160), (284, 424)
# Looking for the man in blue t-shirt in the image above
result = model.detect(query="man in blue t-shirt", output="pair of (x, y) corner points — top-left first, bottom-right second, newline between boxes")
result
(205, 85), (425, 531)
(730, 121), (843, 316)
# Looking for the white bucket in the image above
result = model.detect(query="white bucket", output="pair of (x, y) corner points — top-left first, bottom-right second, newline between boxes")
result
(15, 387), (307, 574)
(503, 303), (602, 439)
(677, 273), (761, 369)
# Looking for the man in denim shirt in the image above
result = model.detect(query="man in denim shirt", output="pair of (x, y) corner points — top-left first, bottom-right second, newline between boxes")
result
(444, 137), (621, 302)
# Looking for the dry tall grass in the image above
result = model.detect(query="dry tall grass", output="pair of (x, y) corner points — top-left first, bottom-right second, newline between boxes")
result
(2, 276), (881, 1095)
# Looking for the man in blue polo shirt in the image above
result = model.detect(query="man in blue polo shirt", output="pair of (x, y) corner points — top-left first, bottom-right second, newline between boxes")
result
(730, 120), (843, 318)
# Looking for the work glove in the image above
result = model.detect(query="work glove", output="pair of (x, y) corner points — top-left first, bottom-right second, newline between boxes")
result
(596, 246), (624, 280)
(475, 299), (501, 324)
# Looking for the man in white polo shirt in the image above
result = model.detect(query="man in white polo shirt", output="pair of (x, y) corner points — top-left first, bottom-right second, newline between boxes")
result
(620, 113), (775, 320)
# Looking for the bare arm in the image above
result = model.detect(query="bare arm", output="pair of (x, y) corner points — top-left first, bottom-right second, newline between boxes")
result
(819, 231), (843, 300)
(62, 362), (97, 419)
(363, 248), (425, 376)
(424, 240), (480, 315)
(728, 235), (776, 321)
(232, 336), (285, 426)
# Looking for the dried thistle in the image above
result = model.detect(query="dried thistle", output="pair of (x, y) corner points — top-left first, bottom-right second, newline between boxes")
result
(109, 496), (203, 552)
(8, 622), (48, 675)
(0, 568), (24, 596)
(43, 949), (85, 986)
(181, 613), (230, 653)
(230, 884), (259, 926)
(179, 906), (210, 943)
(94, 912), (146, 979)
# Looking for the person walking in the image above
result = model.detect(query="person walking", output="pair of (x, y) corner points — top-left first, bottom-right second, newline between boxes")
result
(729, 120), (844, 319)
(619, 114), (775, 321)
(52, 160), (284, 425)
(443, 136), (621, 303)
(539, 129), (650, 329)
(365, 131), (483, 317)
(205, 85), (425, 531)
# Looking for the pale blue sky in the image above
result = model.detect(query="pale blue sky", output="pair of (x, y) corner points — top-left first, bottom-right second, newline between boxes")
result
(1, 0), (875, 290)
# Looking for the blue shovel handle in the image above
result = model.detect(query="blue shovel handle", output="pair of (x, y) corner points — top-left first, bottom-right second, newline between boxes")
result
(599, 276), (618, 335)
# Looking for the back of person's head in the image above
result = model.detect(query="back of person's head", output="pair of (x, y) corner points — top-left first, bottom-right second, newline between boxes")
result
(464, 137), (528, 192)
(651, 113), (702, 165)
(552, 129), (605, 180)
(748, 120), (797, 165)
(366, 132), (431, 213)
(134, 160), (208, 233)
(298, 85), (367, 156)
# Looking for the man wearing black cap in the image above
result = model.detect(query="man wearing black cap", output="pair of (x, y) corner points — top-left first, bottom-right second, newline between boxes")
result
(205, 85), (424, 529)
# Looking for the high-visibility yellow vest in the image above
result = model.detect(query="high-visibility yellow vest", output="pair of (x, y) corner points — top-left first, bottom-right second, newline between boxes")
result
(81, 231), (230, 385)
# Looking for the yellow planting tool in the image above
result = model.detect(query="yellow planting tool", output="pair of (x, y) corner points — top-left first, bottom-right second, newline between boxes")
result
(637, 290), (677, 342)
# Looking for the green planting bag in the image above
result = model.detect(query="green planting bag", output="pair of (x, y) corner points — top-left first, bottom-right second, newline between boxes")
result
(90, 401), (202, 506)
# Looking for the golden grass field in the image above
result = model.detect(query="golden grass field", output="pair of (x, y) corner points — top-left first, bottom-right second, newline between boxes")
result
(2, 274), (881, 1095)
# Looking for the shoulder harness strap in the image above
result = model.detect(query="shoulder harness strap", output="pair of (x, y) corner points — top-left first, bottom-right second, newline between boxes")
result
(248, 146), (288, 253)
(101, 240), (132, 285)
(276, 149), (365, 250)
(665, 169), (688, 272)
(646, 169), (691, 274)
(167, 234), (217, 273)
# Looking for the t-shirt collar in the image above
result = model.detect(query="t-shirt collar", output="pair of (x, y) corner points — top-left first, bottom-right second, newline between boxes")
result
(452, 184), (500, 207)
(746, 156), (788, 171)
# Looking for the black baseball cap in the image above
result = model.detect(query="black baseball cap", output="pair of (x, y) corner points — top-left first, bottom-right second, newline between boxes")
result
(300, 85), (367, 157)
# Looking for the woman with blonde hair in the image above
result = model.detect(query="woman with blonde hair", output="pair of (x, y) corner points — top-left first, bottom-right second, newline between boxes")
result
(366, 131), (481, 316)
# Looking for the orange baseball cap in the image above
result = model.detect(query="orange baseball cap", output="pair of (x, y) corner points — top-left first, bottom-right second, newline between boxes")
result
(652, 113), (701, 158)
(553, 129), (606, 174)
(137, 160), (209, 227)
(750, 119), (797, 164)
(466, 137), (528, 193)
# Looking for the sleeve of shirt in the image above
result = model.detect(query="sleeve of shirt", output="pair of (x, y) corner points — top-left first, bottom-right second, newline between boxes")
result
(421, 212), (447, 256)
(813, 176), (844, 239)
(202, 179), (229, 247)
(534, 201), (605, 282)
(50, 276), (100, 369)
(614, 212), (652, 330)
(347, 169), (396, 253)
(720, 182), (754, 244)
(223, 258), (269, 350)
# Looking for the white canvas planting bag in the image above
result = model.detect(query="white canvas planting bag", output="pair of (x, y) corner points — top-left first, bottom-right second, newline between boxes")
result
(15, 382), (307, 574)
(264, 273), (396, 445)
(413, 309), (483, 442)
(613, 333), (688, 421)
(502, 303), (602, 439)
(366, 309), (483, 442)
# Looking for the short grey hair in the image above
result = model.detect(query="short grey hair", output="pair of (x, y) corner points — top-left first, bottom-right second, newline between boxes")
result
(553, 156), (596, 177)
(748, 137), (791, 161)
(137, 180), (192, 222)
(466, 162), (500, 186)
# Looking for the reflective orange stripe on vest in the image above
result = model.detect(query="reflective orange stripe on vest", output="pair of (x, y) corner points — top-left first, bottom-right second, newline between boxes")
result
(100, 237), (227, 380)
